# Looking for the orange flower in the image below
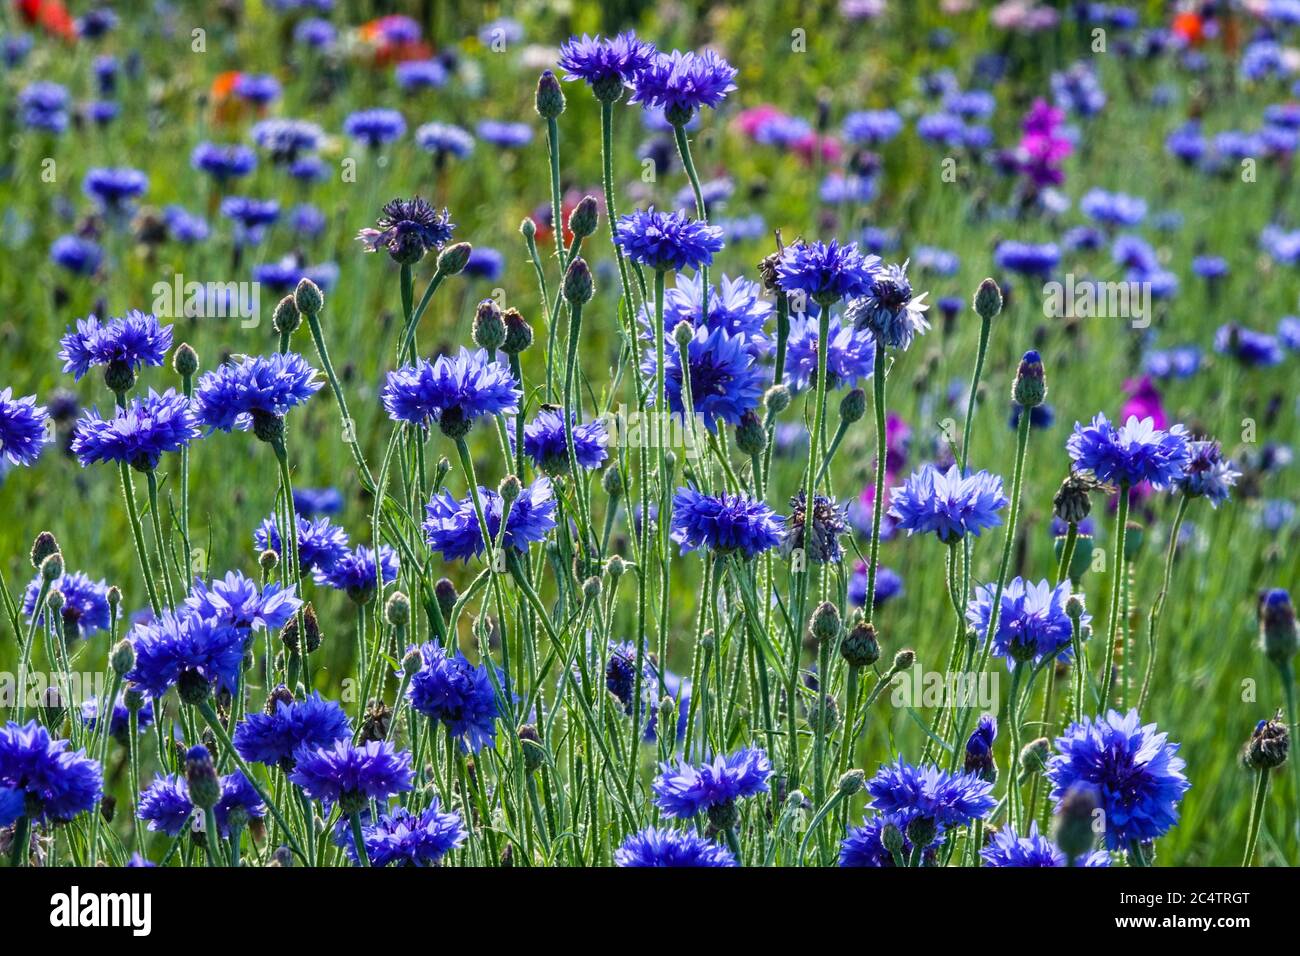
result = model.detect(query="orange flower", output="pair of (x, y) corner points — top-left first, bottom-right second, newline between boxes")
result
(16, 0), (77, 41)
(1171, 12), (1203, 47)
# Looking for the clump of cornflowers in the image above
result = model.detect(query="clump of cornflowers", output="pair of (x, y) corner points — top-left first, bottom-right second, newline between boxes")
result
(191, 142), (257, 182)
(59, 310), (172, 392)
(994, 241), (1060, 278)
(183, 571), (300, 632)
(981, 822), (1109, 867)
(1176, 440), (1240, 506)
(776, 239), (879, 307)
(126, 610), (245, 701)
(520, 408), (608, 475)
(888, 464), (1008, 543)
(1046, 709), (1190, 852)
(614, 208), (724, 272)
(0, 389), (50, 467)
(193, 353), (322, 441)
(233, 691), (351, 770)
(347, 801), (466, 867)
(866, 760), (996, 847)
(653, 747), (771, 828)
(255, 514), (350, 574)
(357, 197), (454, 264)
(313, 544), (399, 604)
(783, 492), (849, 563)
(289, 738), (414, 814)
(629, 48), (737, 124)
(967, 577), (1089, 668)
(839, 810), (944, 867)
(670, 488), (784, 558)
(557, 31), (657, 102)
(137, 770), (265, 839)
(615, 826), (736, 867)
(0, 721), (102, 823)
(784, 314), (875, 391)
(648, 272), (772, 350)
(23, 570), (111, 639)
(50, 235), (103, 277)
(845, 260), (930, 350)
(1066, 414), (1190, 490)
(80, 693), (154, 745)
(423, 478), (556, 562)
(641, 325), (765, 430)
(407, 642), (502, 753)
(71, 389), (199, 471)
(382, 348), (519, 439)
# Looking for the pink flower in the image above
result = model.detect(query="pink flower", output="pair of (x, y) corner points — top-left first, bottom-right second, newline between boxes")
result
(1121, 376), (1166, 431)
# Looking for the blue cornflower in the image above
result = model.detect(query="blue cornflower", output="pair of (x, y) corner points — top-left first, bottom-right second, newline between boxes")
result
(784, 313), (876, 392)
(415, 122), (475, 159)
(293, 487), (343, 516)
(967, 577), (1089, 668)
(191, 142), (257, 181)
(866, 759), (996, 828)
(602, 641), (650, 714)
(255, 514), (350, 574)
(183, 571), (301, 632)
(463, 247), (503, 281)
(981, 822), (1110, 867)
(1067, 414), (1191, 489)
(381, 348), (520, 437)
(642, 325), (766, 431)
(82, 167), (148, 212)
(251, 118), (324, 162)
(670, 487), (785, 558)
(520, 408), (608, 475)
(475, 120), (533, 148)
(0, 389), (51, 467)
(1279, 316), (1300, 351)
(0, 787), (22, 828)
(220, 196), (280, 241)
(407, 642), (503, 753)
(1047, 710), (1190, 849)
(193, 353), (322, 433)
(352, 801), (466, 867)
(964, 713), (998, 781)
(357, 197), (454, 264)
(423, 478), (557, 562)
(312, 545), (399, 603)
(395, 59), (448, 91)
(776, 240), (880, 306)
(294, 17), (336, 48)
(71, 389), (199, 471)
(629, 49), (737, 122)
(846, 260), (930, 350)
(20, 81), (69, 131)
(1080, 188), (1147, 228)
(126, 610), (246, 700)
(234, 691), (352, 769)
(888, 464), (1008, 543)
(343, 108), (406, 147)
(213, 771), (266, 836)
(614, 208), (724, 272)
(59, 310), (173, 382)
(79, 693), (154, 743)
(289, 738), (414, 812)
(842, 109), (904, 145)
(848, 564), (903, 608)
(137, 774), (192, 835)
(251, 259), (338, 295)
(1177, 440), (1240, 506)
(164, 206), (210, 244)
(1214, 323), (1284, 367)
(649, 272), (772, 350)
(615, 827), (737, 867)
(1144, 346), (1202, 379)
(0, 721), (101, 822)
(653, 747), (772, 820)
(1192, 255), (1228, 279)
(784, 491), (850, 564)
(558, 32), (658, 98)
(994, 241), (1060, 277)
(23, 570), (111, 638)
(50, 235), (103, 276)
(840, 810), (945, 867)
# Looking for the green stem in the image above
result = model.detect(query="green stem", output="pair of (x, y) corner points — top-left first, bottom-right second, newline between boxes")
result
(1242, 768), (1270, 867)
(1098, 487), (1131, 712)
(1138, 494), (1189, 711)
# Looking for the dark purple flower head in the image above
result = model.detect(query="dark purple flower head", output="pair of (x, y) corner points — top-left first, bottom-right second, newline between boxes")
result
(126, 610), (246, 700)
(23, 570), (111, 638)
(866, 759), (996, 828)
(784, 491), (849, 564)
(1047, 709), (1190, 849)
(776, 240), (880, 306)
(183, 571), (301, 632)
(343, 108), (406, 147)
(1066, 414), (1190, 489)
(888, 464), (1008, 543)
(83, 167), (148, 211)
(407, 642), (503, 753)
(191, 142), (257, 181)
(424, 478), (557, 562)
(1214, 323), (1284, 367)
(59, 310), (173, 382)
(289, 738), (414, 813)
(382, 348), (520, 437)
(642, 325), (766, 431)
(255, 515), (350, 574)
(845, 260), (931, 350)
(193, 353), (322, 433)
(968, 577), (1089, 668)
(234, 691), (352, 769)
(50, 235), (102, 276)
(0, 721), (102, 822)
(981, 822), (1110, 867)
(0, 389), (51, 467)
(520, 408), (608, 475)
(558, 32), (658, 100)
(616, 826), (736, 867)
(312, 544), (399, 604)
(357, 197), (455, 264)
(964, 714), (997, 781)
(71, 388), (199, 471)
(351, 800), (466, 867)
(653, 747), (771, 819)
(629, 49), (737, 123)
(839, 809), (945, 867)
(614, 208), (724, 272)
(1176, 440), (1240, 506)
(671, 487), (784, 558)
